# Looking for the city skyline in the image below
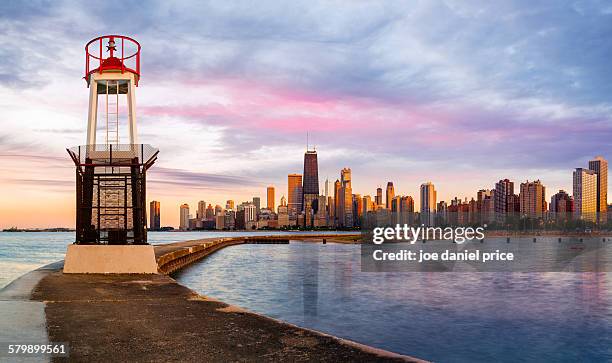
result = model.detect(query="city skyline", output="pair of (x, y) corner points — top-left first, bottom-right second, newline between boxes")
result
(155, 153), (607, 229)
(2, 1), (612, 228)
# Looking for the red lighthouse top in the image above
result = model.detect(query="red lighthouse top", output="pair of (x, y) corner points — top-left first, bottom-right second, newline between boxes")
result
(85, 35), (141, 86)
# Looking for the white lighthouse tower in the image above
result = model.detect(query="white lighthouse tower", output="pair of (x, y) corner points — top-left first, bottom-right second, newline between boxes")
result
(65, 35), (158, 273)
(84, 35), (140, 147)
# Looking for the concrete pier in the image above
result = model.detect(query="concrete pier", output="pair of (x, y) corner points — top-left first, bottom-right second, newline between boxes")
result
(1, 234), (426, 362)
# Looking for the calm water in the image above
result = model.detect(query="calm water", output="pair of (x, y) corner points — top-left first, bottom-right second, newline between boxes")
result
(175, 241), (612, 362)
(0, 231), (352, 288)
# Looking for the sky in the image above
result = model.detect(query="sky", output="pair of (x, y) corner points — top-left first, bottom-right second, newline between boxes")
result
(1, 0), (611, 228)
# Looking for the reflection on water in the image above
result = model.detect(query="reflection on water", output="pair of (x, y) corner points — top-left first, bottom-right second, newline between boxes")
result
(175, 241), (612, 363)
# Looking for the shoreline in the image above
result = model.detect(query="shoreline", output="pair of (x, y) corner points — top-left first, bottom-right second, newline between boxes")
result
(0, 234), (425, 362)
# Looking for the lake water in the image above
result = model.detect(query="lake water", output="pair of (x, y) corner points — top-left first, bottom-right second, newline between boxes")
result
(0, 231), (352, 288)
(175, 241), (612, 362)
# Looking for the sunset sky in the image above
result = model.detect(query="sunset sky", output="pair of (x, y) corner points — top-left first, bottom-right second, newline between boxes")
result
(1, 1), (611, 228)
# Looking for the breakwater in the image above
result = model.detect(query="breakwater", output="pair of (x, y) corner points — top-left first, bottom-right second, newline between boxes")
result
(156, 234), (356, 275)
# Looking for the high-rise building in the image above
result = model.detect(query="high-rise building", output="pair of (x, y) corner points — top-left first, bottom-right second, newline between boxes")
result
(400, 196), (415, 224)
(288, 174), (303, 214)
(362, 195), (373, 216)
(226, 200), (235, 210)
(205, 204), (214, 219)
(302, 150), (319, 226)
(267, 186), (275, 211)
(573, 168), (597, 222)
(197, 200), (206, 220)
(386, 182), (395, 209)
(494, 179), (514, 220)
(519, 180), (546, 218)
(375, 187), (383, 207)
(215, 204), (223, 216)
(179, 204), (190, 230)
(149, 201), (160, 230)
(353, 193), (363, 225)
(244, 203), (257, 223)
(588, 156), (608, 223)
(420, 182), (436, 226)
(550, 190), (574, 220)
(252, 197), (261, 215)
(333, 179), (341, 225)
(338, 168), (353, 227)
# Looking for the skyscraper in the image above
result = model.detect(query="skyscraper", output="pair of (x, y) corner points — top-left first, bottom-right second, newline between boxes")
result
(550, 190), (574, 221)
(267, 186), (275, 211)
(420, 182), (436, 226)
(573, 168), (597, 222)
(197, 200), (206, 220)
(519, 180), (546, 218)
(179, 204), (189, 230)
(494, 179), (514, 220)
(226, 200), (235, 210)
(288, 174), (303, 214)
(302, 150), (319, 226)
(386, 182), (395, 209)
(362, 195), (373, 215)
(333, 179), (341, 225)
(338, 168), (353, 227)
(375, 187), (383, 207)
(149, 200), (160, 230)
(588, 156), (608, 223)
(252, 197), (261, 215)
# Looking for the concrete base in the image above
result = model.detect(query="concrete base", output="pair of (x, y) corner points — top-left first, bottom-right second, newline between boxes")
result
(63, 245), (158, 274)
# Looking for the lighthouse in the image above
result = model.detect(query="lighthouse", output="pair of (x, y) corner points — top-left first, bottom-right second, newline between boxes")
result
(64, 35), (158, 273)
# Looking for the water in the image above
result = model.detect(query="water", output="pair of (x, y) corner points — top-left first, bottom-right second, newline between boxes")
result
(0, 231), (353, 288)
(175, 241), (612, 362)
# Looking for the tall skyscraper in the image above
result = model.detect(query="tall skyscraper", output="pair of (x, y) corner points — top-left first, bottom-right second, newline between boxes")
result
(420, 182), (436, 226)
(362, 195), (373, 215)
(338, 168), (353, 227)
(588, 156), (608, 223)
(573, 168), (597, 222)
(494, 179), (514, 220)
(205, 204), (215, 219)
(302, 150), (319, 226)
(519, 180), (546, 218)
(386, 182), (395, 209)
(226, 200), (235, 210)
(288, 174), (303, 213)
(179, 204), (189, 230)
(267, 186), (275, 211)
(252, 197), (261, 215)
(149, 201), (160, 230)
(197, 200), (206, 220)
(375, 187), (383, 207)
(333, 179), (341, 225)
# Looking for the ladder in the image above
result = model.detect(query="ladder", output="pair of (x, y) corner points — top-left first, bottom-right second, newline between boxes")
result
(105, 80), (120, 146)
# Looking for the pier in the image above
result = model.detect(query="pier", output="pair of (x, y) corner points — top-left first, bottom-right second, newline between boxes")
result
(0, 234), (425, 362)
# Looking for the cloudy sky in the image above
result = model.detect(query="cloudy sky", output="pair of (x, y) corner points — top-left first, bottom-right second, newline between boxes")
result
(1, 1), (611, 228)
